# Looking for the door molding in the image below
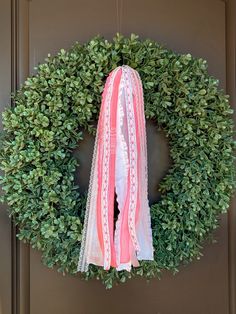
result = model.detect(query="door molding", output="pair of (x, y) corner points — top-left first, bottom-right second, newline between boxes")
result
(226, 0), (236, 313)
(11, 1), (30, 314)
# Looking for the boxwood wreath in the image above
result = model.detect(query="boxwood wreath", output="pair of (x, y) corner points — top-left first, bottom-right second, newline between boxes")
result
(0, 34), (235, 288)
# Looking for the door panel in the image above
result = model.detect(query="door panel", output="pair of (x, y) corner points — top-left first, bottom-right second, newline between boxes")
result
(29, 1), (228, 314)
(0, 0), (235, 314)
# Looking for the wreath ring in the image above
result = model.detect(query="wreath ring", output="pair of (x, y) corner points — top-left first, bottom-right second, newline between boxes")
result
(1, 34), (235, 288)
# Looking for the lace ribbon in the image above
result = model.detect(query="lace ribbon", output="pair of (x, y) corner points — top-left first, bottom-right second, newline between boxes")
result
(77, 65), (154, 272)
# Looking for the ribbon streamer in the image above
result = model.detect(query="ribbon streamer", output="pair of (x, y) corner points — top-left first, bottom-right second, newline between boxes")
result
(78, 65), (154, 272)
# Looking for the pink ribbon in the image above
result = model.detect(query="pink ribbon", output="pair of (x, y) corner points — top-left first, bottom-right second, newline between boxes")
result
(78, 65), (154, 272)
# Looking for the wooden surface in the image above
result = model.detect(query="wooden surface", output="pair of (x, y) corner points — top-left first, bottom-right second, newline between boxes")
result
(0, 1), (235, 313)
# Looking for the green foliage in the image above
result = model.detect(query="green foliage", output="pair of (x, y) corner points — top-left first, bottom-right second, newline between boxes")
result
(0, 33), (235, 288)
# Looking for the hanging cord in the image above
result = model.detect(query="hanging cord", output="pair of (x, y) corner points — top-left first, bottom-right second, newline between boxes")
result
(116, 0), (124, 64)
(116, 0), (123, 35)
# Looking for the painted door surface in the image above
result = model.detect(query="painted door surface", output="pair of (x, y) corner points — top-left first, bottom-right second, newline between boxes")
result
(0, 1), (235, 314)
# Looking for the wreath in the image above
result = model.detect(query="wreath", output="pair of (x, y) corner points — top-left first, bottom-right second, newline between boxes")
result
(1, 34), (235, 288)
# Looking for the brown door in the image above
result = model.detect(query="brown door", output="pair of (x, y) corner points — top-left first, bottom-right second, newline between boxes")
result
(0, 1), (235, 313)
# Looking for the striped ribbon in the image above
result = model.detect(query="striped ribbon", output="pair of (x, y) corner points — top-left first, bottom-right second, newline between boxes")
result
(78, 65), (154, 272)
